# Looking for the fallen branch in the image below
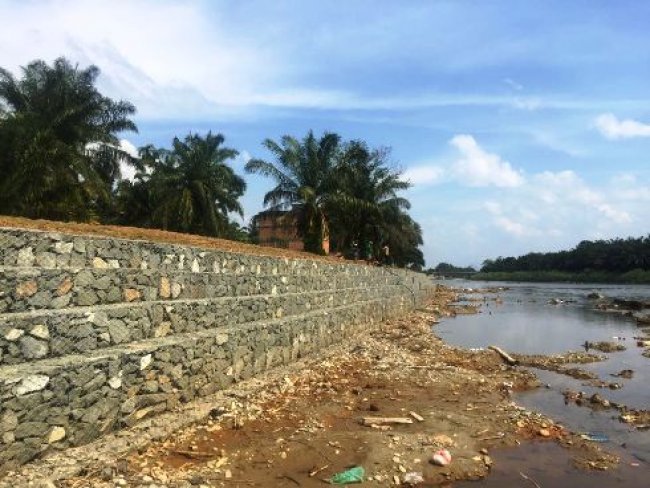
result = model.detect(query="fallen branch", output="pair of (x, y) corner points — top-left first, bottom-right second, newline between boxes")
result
(489, 346), (519, 366)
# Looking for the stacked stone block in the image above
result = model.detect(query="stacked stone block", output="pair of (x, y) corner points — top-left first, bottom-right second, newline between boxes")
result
(0, 228), (433, 470)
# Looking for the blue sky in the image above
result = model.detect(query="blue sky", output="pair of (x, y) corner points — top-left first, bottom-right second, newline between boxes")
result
(2, 0), (650, 266)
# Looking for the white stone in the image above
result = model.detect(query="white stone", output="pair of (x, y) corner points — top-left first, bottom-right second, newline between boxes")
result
(108, 376), (122, 389)
(215, 333), (229, 345)
(92, 257), (109, 269)
(281, 276), (288, 284)
(140, 354), (152, 370)
(15, 375), (50, 396)
(108, 259), (120, 269)
(212, 261), (220, 273)
(271, 285), (277, 296)
(99, 332), (111, 342)
(29, 324), (49, 339)
(5, 328), (24, 341)
(140, 261), (148, 270)
(191, 259), (200, 273)
(153, 322), (171, 338)
(17, 247), (34, 266)
(171, 283), (182, 299)
(178, 255), (185, 269)
(53, 242), (73, 254)
(48, 426), (66, 443)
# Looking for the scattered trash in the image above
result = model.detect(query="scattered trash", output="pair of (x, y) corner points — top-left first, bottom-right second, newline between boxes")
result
(580, 432), (609, 443)
(431, 449), (452, 466)
(403, 472), (424, 484)
(329, 466), (365, 484)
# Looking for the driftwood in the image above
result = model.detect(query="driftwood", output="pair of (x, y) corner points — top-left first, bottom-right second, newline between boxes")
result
(488, 346), (518, 366)
(361, 416), (414, 426)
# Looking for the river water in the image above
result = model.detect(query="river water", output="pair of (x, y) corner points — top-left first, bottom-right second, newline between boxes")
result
(436, 280), (650, 486)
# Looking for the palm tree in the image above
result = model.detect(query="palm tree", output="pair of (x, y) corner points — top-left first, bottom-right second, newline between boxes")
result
(245, 131), (341, 254)
(143, 132), (246, 237)
(0, 57), (137, 221)
(329, 141), (412, 259)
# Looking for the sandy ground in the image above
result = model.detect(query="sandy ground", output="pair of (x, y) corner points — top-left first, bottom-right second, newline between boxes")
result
(2, 286), (623, 488)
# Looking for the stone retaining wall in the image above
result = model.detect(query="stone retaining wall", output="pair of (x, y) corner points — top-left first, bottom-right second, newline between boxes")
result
(0, 227), (433, 471)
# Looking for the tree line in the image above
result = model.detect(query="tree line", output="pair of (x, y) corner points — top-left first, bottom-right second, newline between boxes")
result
(0, 58), (424, 268)
(481, 236), (650, 274)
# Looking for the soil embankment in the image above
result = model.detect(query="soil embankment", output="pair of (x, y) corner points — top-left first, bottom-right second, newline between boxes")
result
(3, 286), (623, 487)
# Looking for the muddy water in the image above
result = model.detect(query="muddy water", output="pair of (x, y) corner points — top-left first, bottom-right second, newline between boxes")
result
(436, 280), (650, 485)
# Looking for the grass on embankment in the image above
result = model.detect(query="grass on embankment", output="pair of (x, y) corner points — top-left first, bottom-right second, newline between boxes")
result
(471, 269), (650, 284)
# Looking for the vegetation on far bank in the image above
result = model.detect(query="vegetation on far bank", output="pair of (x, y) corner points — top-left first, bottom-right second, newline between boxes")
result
(0, 57), (424, 268)
(469, 236), (650, 283)
(471, 269), (650, 284)
(428, 236), (650, 283)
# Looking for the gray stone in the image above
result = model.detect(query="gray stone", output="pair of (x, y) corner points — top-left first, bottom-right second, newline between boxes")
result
(0, 411), (18, 432)
(14, 422), (49, 439)
(108, 320), (130, 344)
(77, 290), (99, 306)
(19, 336), (49, 359)
(17, 247), (34, 266)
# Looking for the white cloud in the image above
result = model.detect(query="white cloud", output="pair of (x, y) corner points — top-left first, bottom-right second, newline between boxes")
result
(503, 78), (523, 91)
(594, 113), (650, 139)
(449, 135), (525, 187)
(403, 165), (446, 185)
(233, 150), (252, 166)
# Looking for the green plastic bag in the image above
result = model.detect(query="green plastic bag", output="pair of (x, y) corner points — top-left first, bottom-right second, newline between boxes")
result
(329, 466), (365, 484)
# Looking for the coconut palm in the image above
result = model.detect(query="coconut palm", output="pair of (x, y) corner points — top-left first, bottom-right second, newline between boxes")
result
(245, 131), (341, 254)
(0, 57), (137, 220)
(143, 132), (246, 237)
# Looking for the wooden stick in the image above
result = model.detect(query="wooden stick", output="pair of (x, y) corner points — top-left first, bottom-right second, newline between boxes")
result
(361, 417), (414, 426)
(489, 346), (518, 365)
(172, 449), (214, 459)
(409, 411), (425, 422)
(309, 464), (330, 477)
(520, 471), (542, 488)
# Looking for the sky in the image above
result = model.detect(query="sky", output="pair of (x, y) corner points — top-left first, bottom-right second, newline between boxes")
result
(1, 0), (649, 267)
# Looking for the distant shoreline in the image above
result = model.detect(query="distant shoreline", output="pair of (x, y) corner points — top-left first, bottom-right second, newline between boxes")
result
(468, 269), (650, 284)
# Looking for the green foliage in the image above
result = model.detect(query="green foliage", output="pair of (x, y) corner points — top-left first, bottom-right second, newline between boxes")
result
(116, 132), (247, 238)
(472, 269), (650, 284)
(248, 133), (425, 267)
(246, 131), (341, 254)
(0, 58), (137, 220)
(429, 262), (477, 277)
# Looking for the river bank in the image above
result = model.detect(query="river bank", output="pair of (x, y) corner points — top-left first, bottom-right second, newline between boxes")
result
(2, 285), (630, 487)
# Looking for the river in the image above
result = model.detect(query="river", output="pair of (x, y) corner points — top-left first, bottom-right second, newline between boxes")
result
(436, 280), (650, 486)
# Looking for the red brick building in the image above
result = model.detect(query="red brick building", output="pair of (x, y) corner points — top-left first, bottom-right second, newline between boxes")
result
(253, 210), (329, 253)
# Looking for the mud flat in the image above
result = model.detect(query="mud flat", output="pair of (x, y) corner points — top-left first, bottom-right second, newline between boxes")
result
(2, 286), (621, 487)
